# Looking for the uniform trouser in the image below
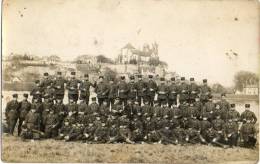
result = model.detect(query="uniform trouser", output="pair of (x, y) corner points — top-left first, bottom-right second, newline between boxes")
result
(137, 96), (144, 106)
(168, 99), (177, 107)
(226, 133), (238, 146)
(44, 127), (58, 138)
(8, 118), (18, 135)
(147, 95), (155, 106)
(119, 98), (127, 106)
(80, 94), (90, 105)
(157, 98), (167, 106)
(68, 94), (78, 102)
(244, 136), (257, 147)
(18, 117), (25, 136)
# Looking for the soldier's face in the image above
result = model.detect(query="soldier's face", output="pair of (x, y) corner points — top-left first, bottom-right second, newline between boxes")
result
(36, 83), (40, 86)
(13, 97), (18, 101)
(65, 122), (69, 126)
(31, 109), (36, 113)
(138, 78), (142, 81)
(99, 78), (103, 82)
(131, 79), (135, 83)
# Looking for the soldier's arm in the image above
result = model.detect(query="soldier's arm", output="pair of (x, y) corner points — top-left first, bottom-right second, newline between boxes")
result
(252, 113), (257, 124)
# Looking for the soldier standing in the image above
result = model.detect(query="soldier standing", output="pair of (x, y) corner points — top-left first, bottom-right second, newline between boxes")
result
(194, 96), (203, 119)
(136, 75), (147, 106)
(30, 80), (43, 102)
(201, 96), (215, 121)
(146, 75), (157, 106)
(42, 95), (54, 132)
(18, 94), (31, 136)
(67, 72), (80, 102)
(157, 78), (169, 106)
(178, 77), (189, 104)
(200, 79), (211, 104)
(5, 94), (20, 135)
(188, 78), (200, 103)
(240, 104), (257, 124)
(127, 75), (138, 101)
(118, 76), (129, 106)
(53, 72), (67, 102)
(79, 74), (95, 105)
(227, 104), (240, 122)
(40, 72), (52, 90)
(168, 77), (178, 108)
(108, 78), (118, 107)
(95, 76), (109, 106)
(240, 119), (257, 148)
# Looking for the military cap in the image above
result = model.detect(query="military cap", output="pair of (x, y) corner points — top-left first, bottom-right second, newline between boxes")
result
(12, 94), (18, 98)
(230, 104), (235, 108)
(130, 75), (135, 80)
(99, 75), (104, 79)
(138, 75), (142, 78)
(245, 104), (250, 108)
(35, 80), (40, 84)
(121, 76), (125, 80)
(148, 75), (153, 78)
(71, 72), (76, 75)
(203, 79), (207, 83)
(221, 93), (226, 97)
(84, 74), (89, 78)
(181, 77), (185, 81)
(23, 93), (28, 98)
(208, 95), (213, 99)
(57, 72), (62, 75)
(43, 72), (49, 76)
(190, 77), (194, 81)
(91, 97), (96, 101)
(160, 77), (165, 81)
(171, 77), (175, 81)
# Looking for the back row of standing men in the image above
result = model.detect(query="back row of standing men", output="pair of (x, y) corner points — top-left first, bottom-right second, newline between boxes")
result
(31, 71), (212, 106)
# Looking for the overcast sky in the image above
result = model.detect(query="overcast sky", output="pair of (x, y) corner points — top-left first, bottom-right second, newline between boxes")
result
(3, 0), (259, 87)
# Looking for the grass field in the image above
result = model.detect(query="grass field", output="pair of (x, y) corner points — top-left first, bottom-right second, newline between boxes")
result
(1, 135), (258, 163)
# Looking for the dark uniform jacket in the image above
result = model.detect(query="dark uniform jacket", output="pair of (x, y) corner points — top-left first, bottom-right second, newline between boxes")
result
(79, 80), (94, 97)
(67, 78), (80, 95)
(147, 80), (157, 97)
(108, 83), (118, 99)
(178, 82), (189, 101)
(5, 100), (20, 121)
(118, 81), (129, 99)
(24, 111), (41, 130)
(127, 82), (138, 99)
(157, 84), (169, 100)
(240, 110), (257, 124)
(95, 81), (109, 98)
(200, 85), (211, 100)
(168, 83), (178, 100)
(189, 83), (200, 99)
(19, 100), (31, 119)
(53, 77), (66, 94)
(136, 80), (147, 97)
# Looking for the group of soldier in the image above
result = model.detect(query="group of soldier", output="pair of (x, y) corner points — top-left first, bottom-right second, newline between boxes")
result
(4, 71), (257, 148)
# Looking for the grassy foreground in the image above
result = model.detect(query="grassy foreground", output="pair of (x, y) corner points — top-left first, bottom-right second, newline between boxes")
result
(1, 135), (258, 163)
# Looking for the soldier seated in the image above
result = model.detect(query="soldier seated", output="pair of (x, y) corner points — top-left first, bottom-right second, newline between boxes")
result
(56, 120), (71, 140)
(224, 118), (239, 148)
(94, 121), (109, 143)
(240, 119), (257, 148)
(82, 123), (96, 143)
(44, 109), (59, 139)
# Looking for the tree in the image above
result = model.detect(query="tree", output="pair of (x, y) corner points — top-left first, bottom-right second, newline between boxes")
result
(211, 83), (227, 94)
(97, 55), (114, 64)
(233, 71), (259, 92)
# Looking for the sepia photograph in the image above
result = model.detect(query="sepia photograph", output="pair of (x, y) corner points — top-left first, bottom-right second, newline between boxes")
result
(1, 0), (259, 163)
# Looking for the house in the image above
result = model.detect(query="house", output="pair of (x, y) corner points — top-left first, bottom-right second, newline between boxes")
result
(242, 85), (259, 95)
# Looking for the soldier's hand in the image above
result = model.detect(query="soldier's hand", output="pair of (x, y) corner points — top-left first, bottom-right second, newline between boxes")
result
(224, 137), (228, 141)
(94, 137), (98, 141)
(240, 139), (244, 142)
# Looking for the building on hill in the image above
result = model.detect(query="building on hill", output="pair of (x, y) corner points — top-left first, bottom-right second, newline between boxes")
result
(74, 55), (98, 65)
(242, 84), (259, 95)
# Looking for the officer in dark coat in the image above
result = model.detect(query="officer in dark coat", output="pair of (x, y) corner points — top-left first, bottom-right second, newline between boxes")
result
(200, 79), (211, 104)
(95, 76), (109, 106)
(127, 75), (138, 101)
(157, 78), (169, 106)
(146, 75), (157, 106)
(18, 93), (31, 136)
(188, 78), (200, 103)
(240, 119), (257, 148)
(178, 77), (189, 104)
(53, 72), (67, 102)
(240, 104), (257, 124)
(118, 76), (129, 106)
(5, 94), (20, 135)
(108, 78), (118, 107)
(79, 74), (95, 105)
(136, 75), (147, 106)
(30, 80), (43, 102)
(40, 72), (53, 90)
(168, 77), (178, 107)
(67, 72), (80, 102)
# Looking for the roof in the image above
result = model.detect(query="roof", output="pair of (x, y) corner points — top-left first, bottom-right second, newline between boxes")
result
(122, 43), (135, 50)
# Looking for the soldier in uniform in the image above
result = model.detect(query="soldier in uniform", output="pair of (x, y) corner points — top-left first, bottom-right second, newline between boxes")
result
(157, 78), (169, 106)
(127, 75), (138, 101)
(108, 78), (118, 107)
(200, 114), (212, 142)
(53, 99), (68, 128)
(136, 75), (147, 106)
(18, 93), (31, 136)
(240, 104), (257, 124)
(172, 123), (186, 145)
(216, 93), (230, 119)
(185, 115), (203, 144)
(158, 121), (175, 144)
(64, 123), (84, 141)
(178, 77), (189, 104)
(95, 76), (109, 106)
(30, 80), (44, 102)
(66, 99), (78, 116)
(168, 77), (178, 108)
(107, 121), (120, 144)
(132, 99), (142, 118)
(188, 78), (200, 103)
(227, 104), (240, 122)
(118, 76), (129, 106)
(42, 95), (54, 132)
(130, 116), (144, 143)
(43, 83), (56, 102)
(141, 100), (153, 118)
(83, 122), (96, 143)
(204, 126), (227, 148)
(5, 94), (20, 135)
(211, 113), (225, 143)
(194, 96), (203, 119)
(53, 72), (67, 102)
(200, 79), (211, 104)
(87, 97), (99, 116)
(201, 95), (215, 121)
(94, 121), (109, 143)
(79, 74), (95, 105)
(146, 75), (157, 106)
(67, 72), (80, 102)
(56, 119), (71, 140)
(44, 109), (59, 138)
(240, 119), (257, 148)
(21, 107), (43, 140)
(224, 117), (239, 147)
(40, 72), (53, 90)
